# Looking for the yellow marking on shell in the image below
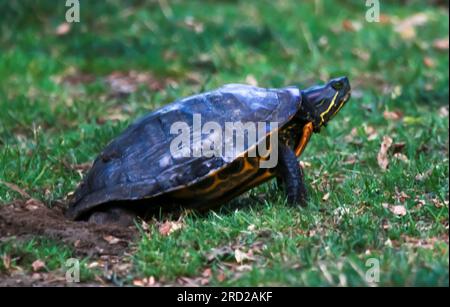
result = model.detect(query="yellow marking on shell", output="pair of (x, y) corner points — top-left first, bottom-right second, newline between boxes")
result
(319, 91), (339, 125)
(172, 157), (258, 198)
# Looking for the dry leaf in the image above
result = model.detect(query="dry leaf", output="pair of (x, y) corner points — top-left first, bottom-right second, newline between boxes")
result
(395, 189), (410, 203)
(415, 198), (426, 208)
(300, 161), (312, 168)
(379, 14), (391, 25)
(352, 48), (370, 62)
(438, 106), (449, 118)
(247, 224), (256, 232)
(415, 169), (432, 182)
(393, 153), (409, 163)
(390, 205), (407, 216)
(383, 110), (404, 121)
(377, 136), (393, 171)
(183, 16), (204, 33)
(55, 23), (71, 36)
(236, 264), (253, 272)
(88, 262), (99, 269)
(433, 37), (449, 51)
(343, 155), (358, 165)
(133, 276), (156, 287)
(394, 13), (428, 40)
(245, 75), (258, 86)
(25, 198), (44, 211)
(2, 255), (11, 270)
(423, 57), (436, 68)
(342, 20), (362, 32)
(103, 235), (121, 245)
(202, 268), (212, 278)
(133, 279), (145, 287)
(364, 125), (378, 141)
(234, 249), (254, 263)
(71, 162), (92, 172)
(31, 260), (46, 272)
(344, 127), (361, 144)
(159, 220), (184, 236)
(216, 271), (226, 282)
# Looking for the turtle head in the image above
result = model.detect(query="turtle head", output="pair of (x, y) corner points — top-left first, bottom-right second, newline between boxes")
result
(300, 77), (351, 132)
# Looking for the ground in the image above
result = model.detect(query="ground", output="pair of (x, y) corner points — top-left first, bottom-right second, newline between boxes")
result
(0, 0), (448, 286)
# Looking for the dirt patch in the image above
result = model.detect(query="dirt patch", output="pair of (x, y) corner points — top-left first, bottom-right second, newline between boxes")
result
(0, 201), (137, 257)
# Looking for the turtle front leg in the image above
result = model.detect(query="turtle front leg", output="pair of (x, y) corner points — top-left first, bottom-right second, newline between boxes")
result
(276, 144), (308, 206)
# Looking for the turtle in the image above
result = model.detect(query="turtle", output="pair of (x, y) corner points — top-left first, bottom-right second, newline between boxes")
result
(65, 77), (351, 225)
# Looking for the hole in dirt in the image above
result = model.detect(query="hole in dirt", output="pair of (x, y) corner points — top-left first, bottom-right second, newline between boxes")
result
(0, 200), (137, 258)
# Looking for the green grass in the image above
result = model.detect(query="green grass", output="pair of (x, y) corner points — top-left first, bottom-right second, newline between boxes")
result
(0, 238), (94, 281)
(0, 0), (448, 286)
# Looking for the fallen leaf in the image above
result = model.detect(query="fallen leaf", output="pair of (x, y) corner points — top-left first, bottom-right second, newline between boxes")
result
(247, 224), (256, 232)
(202, 268), (212, 278)
(439, 106), (449, 118)
(344, 127), (362, 144)
(415, 198), (426, 208)
(236, 264), (253, 272)
(132, 277), (155, 287)
(364, 125), (378, 141)
(385, 238), (393, 247)
(415, 169), (433, 182)
(216, 271), (226, 282)
(183, 16), (204, 33)
(377, 136), (393, 171)
(234, 249), (254, 263)
(186, 72), (202, 85)
(343, 155), (358, 165)
(379, 14), (391, 25)
(395, 189), (410, 203)
(206, 246), (234, 262)
(106, 70), (169, 96)
(88, 262), (99, 269)
(431, 198), (446, 208)
(31, 260), (46, 272)
(55, 22), (71, 36)
(394, 13), (428, 40)
(433, 37), (449, 51)
(352, 48), (371, 62)
(25, 198), (44, 211)
(300, 161), (312, 168)
(71, 162), (92, 172)
(133, 279), (145, 287)
(245, 75), (258, 86)
(390, 205), (407, 216)
(2, 255), (11, 270)
(393, 153), (409, 163)
(103, 235), (121, 245)
(158, 220), (184, 236)
(423, 57), (436, 68)
(383, 110), (404, 121)
(342, 20), (362, 32)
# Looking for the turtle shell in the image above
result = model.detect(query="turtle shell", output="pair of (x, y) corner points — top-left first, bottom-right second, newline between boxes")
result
(66, 84), (302, 220)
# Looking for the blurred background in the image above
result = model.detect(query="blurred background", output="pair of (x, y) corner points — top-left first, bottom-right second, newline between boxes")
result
(0, 0), (448, 286)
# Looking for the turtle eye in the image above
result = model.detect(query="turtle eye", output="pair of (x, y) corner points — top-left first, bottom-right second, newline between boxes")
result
(332, 81), (344, 90)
